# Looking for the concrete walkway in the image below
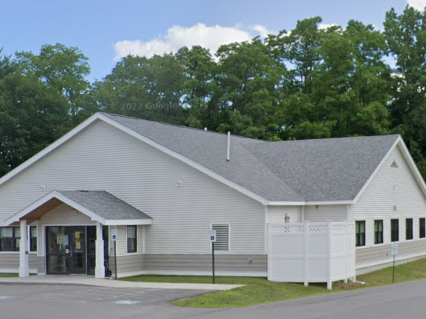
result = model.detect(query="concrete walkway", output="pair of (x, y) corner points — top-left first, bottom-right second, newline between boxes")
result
(0, 275), (242, 291)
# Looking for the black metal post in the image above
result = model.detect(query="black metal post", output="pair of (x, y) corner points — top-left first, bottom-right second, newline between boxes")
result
(114, 240), (118, 280)
(392, 254), (395, 283)
(212, 242), (215, 284)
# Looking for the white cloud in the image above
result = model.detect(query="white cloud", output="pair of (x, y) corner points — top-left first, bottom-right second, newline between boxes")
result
(407, 0), (426, 11)
(114, 23), (273, 60)
(319, 23), (338, 30)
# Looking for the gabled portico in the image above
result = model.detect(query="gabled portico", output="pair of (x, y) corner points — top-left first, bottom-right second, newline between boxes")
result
(4, 190), (152, 278)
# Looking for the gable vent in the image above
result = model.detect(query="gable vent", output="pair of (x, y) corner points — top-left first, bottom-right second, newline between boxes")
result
(212, 224), (229, 251)
(391, 161), (399, 168)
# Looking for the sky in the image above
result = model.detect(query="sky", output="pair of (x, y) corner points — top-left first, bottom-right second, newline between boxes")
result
(0, 0), (421, 81)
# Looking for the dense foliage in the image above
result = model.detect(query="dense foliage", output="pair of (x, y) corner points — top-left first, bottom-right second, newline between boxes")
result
(1, 6), (426, 177)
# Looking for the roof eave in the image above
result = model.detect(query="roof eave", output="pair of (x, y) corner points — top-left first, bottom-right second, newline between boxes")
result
(267, 200), (354, 206)
(104, 219), (153, 226)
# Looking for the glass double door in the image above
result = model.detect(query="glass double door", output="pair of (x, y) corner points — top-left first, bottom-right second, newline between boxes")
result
(46, 226), (87, 274)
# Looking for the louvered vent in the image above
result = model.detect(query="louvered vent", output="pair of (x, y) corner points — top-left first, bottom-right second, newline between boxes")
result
(391, 161), (399, 168)
(212, 224), (229, 251)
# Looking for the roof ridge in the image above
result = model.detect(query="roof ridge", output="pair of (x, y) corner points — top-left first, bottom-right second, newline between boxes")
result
(100, 112), (261, 142)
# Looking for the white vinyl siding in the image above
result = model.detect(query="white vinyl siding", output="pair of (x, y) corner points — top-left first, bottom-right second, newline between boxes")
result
(137, 225), (143, 253)
(304, 205), (347, 222)
(39, 204), (95, 225)
(0, 121), (264, 254)
(212, 224), (230, 252)
(267, 206), (302, 223)
(350, 145), (426, 248)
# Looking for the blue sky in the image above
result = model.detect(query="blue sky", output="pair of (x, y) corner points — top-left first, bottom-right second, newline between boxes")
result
(0, 0), (415, 81)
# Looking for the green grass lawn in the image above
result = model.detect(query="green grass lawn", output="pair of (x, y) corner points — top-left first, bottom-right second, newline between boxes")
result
(0, 273), (18, 278)
(121, 257), (426, 308)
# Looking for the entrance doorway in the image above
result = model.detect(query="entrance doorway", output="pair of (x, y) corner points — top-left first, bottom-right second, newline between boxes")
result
(46, 226), (109, 275)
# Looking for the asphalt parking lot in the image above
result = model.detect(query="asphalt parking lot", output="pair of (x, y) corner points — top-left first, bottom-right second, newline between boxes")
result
(0, 284), (216, 319)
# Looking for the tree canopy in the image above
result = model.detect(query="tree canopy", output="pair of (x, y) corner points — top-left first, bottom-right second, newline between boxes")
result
(2, 6), (426, 178)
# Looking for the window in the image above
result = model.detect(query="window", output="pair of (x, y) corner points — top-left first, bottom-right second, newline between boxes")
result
(391, 219), (399, 242)
(127, 226), (137, 253)
(212, 224), (230, 252)
(30, 226), (37, 252)
(355, 221), (366, 247)
(0, 227), (20, 252)
(374, 220), (384, 244)
(406, 218), (413, 240)
(420, 218), (426, 239)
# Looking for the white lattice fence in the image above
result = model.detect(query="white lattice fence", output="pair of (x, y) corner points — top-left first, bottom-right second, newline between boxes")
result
(267, 221), (355, 289)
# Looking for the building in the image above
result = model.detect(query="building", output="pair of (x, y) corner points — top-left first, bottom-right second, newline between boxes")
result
(0, 112), (425, 279)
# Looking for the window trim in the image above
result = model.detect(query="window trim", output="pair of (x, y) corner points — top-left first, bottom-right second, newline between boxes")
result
(126, 225), (137, 254)
(355, 221), (366, 247)
(210, 223), (231, 253)
(374, 220), (384, 245)
(391, 219), (399, 242)
(29, 226), (38, 252)
(406, 218), (413, 240)
(0, 227), (21, 252)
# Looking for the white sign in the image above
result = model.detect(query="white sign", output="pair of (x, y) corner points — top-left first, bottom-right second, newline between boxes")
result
(391, 243), (399, 256)
(209, 230), (217, 243)
(111, 229), (118, 241)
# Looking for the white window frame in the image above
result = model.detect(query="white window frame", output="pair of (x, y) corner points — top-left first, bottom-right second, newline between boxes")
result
(126, 225), (138, 254)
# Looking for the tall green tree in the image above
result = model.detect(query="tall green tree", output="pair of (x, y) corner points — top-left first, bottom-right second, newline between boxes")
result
(0, 44), (93, 176)
(93, 54), (186, 124)
(176, 46), (218, 129)
(213, 38), (285, 140)
(384, 6), (426, 174)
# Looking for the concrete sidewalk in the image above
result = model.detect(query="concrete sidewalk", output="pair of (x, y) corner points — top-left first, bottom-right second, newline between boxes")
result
(0, 275), (242, 291)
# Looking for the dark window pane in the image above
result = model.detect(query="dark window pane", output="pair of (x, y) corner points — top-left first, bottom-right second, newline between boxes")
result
(391, 219), (399, 242)
(356, 221), (366, 247)
(30, 226), (37, 252)
(406, 219), (413, 240)
(374, 220), (383, 244)
(420, 218), (425, 239)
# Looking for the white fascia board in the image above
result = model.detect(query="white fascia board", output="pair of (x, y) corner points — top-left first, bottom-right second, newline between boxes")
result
(267, 200), (353, 206)
(353, 136), (401, 204)
(4, 190), (107, 226)
(98, 114), (270, 205)
(0, 113), (102, 188)
(304, 200), (354, 205)
(267, 201), (305, 206)
(103, 219), (153, 226)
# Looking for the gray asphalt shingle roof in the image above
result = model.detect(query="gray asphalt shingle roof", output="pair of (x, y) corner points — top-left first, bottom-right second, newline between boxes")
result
(101, 113), (400, 202)
(57, 190), (152, 220)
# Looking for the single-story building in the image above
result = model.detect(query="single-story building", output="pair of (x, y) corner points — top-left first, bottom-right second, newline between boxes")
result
(0, 112), (425, 280)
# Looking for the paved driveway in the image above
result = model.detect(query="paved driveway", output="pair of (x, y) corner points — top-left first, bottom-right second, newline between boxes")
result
(0, 285), (215, 319)
(3, 279), (426, 319)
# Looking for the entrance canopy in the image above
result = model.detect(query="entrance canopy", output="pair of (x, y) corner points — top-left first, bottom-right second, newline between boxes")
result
(4, 190), (153, 226)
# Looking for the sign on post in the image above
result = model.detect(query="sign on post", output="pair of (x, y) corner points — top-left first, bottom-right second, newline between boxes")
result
(391, 242), (399, 283)
(210, 230), (217, 284)
(210, 230), (217, 243)
(391, 243), (399, 256)
(111, 228), (118, 279)
(111, 229), (118, 241)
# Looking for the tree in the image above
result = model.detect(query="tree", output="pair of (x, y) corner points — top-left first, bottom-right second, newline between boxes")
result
(384, 6), (426, 171)
(16, 43), (93, 126)
(213, 38), (285, 140)
(93, 54), (186, 124)
(0, 44), (93, 176)
(176, 46), (218, 129)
